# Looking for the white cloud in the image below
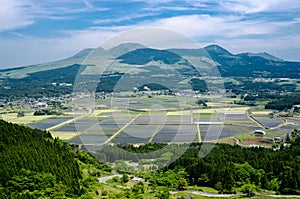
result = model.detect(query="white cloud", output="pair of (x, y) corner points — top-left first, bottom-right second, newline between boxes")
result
(0, 0), (34, 32)
(0, 0), (300, 68)
(93, 13), (157, 24)
(56, 14), (300, 60)
(139, 14), (292, 38)
(1, 12), (300, 68)
(221, 0), (278, 14)
(143, 6), (199, 12)
(0, 0), (110, 31)
(129, 0), (300, 14)
(220, 0), (300, 14)
(45, 0), (109, 14)
(0, 27), (122, 68)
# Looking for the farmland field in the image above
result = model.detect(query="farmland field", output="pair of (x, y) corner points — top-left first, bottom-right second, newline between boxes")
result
(224, 113), (249, 121)
(121, 124), (158, 138)
(4, 95), (297, 146)
(85, 124), (121, 133)
(252, 116), (283, 128)
(52, 119), (100, 132)
(193, 118), (220, 123)
(68, 134), (112, 144)
(28, 117), (72, 130)
(200, 125), (258, 141)
(165, 116), (191, 124)
(225, 121), (259, 126)
(132, 115), (166, 124)
(151, 125), (197, 143)
(193, 112), (219, 119)
(269, 124), (300, 135)
(51, 132), (78, 140)
(113, 132), (151, 144)
(287, 118), (300, 125)
(1, 113), (55, 125)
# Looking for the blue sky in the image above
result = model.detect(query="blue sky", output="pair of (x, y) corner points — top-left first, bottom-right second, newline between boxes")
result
(0, 0), (299, 68)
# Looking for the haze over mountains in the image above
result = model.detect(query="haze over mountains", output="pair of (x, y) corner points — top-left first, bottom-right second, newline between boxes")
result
(0, 43), (299, 97)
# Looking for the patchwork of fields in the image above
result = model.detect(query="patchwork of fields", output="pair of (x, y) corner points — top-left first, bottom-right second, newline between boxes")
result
(3, 95), (299, 149)
(23, 106), (296, 147)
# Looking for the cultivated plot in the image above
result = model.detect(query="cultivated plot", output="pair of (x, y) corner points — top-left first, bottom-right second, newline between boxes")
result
(287, 119), (300, 126)
(52, 119), (101, 132)
(224, 113), (249, 121)
(165, 116), (191, 124)
(133, 115), (165, 124)
(269, 124), (300, 135)
(224, 121), (259, 127)
(111, 124), (157, 144)
(28, 117), (72, 130)
(112, 132), (151, 144)
(200, 125), (258, 141)
(85, 124), (121, 133)
(100, 116), (132, 125)
(2, 113), (54, 125)
(253, 116), (283, 128)
(133, 114), (191, 125)
(193, 118), (220, 123)
(151, 125), (197, 143)
(68, 134), (112, 144)
(51, 132), (78, 140)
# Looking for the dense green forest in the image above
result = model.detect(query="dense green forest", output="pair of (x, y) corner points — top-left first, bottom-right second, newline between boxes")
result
(96, 139), (300, 195)
(1, 119), (300, 198)
(0, 120), (82, 198)
(166, 141), (300, 194)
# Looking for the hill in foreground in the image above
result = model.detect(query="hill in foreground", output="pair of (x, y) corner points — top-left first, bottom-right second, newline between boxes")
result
(0, 120), (82, 198)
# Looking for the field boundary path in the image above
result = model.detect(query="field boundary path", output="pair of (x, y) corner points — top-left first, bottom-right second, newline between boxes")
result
(246, 110), (265, 129)
(46, 109), (93, 131)
(148, 125), (162, 143)
(269, 117), (292, 131)
(102, 114), (142, 145)
(196, 123), (202, 143)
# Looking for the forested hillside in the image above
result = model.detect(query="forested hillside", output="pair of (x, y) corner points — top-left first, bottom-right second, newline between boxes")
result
(0, 120), (82, 198)
(166, 141), (300, 194)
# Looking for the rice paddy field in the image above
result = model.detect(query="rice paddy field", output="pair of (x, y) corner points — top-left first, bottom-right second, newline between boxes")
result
(150, 125), (197, 143)
(3, 95), (299, 149)
(68, 134), (112, 144)
(11, 105), (269, 146)
(252, 116), (283, 129)
(286, 118), (300, 125)
(269, 124), (300, 135)
(1, 112), (55, 125)
(28, 117), (72, 130)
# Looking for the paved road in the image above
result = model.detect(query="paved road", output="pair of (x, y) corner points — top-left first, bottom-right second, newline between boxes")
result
(176, 190), (300, 198)
(98, 174), (122, 184)
(268, 195), (300, 198)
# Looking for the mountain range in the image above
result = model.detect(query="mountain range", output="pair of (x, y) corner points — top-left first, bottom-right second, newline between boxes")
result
(0, 43), (299, 97)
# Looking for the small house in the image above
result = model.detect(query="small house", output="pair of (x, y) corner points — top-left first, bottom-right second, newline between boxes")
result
(32, 102), (48, 108)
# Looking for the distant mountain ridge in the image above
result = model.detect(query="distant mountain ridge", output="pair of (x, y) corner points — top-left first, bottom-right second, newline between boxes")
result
(238, 52), (284, 62)
(0, 43), (288, 78)
(0, 43), (299, 97)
